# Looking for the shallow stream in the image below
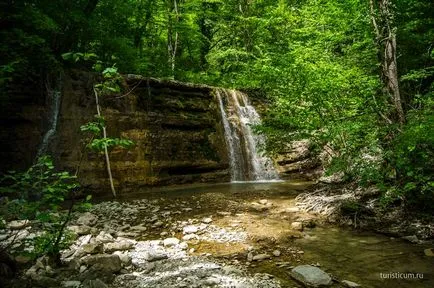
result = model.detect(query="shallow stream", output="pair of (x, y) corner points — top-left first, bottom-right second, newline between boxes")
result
(109, 181), (433, 287)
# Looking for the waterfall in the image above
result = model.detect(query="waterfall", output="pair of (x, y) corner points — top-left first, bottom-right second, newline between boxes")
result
(36, 78), (62, 158)
(216, 89), (279, 182)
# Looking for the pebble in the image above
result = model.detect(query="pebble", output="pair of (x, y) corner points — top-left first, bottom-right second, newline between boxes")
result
(252, 254), (271, 261)
(291, 222), (303, 231)
(259, 199), (268, 205)
(202, 217), (213, 224)
(342, 280), (361, 287)
(272, 250), (281, 257)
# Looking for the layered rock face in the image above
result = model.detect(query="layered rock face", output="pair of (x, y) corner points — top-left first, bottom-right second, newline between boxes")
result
(54, 71), (230, 192)
(0, 70), (319, 194)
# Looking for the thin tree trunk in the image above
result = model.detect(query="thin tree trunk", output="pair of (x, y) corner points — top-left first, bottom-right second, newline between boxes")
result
(167, 0), (179, 78)
(369, 0), (405, 125)
(93, 87), (116, 197)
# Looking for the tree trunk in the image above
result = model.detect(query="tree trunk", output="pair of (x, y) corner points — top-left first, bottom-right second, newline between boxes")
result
(93, 88), (116, 197)
(369, 0), (405, 125)
(167, 0), (179, 78)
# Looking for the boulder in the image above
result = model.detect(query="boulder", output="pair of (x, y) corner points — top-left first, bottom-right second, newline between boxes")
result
(183, 225), (198, 234)
(81, 243), (103, 255)
(82, 254), (122, 273)
(291, 265), (332, 287)
(163, 237), (180, 247)
(68, 225), (91, 236)
(77, 213), (98, 227)
(95, 231), (114, 243)
(424, 248), (434, 257)
(103, 241), (133, 252)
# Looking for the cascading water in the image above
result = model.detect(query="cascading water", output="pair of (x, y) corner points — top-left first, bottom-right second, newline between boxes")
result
(36, 78), (62, 158)
(216, 89), (279, 182)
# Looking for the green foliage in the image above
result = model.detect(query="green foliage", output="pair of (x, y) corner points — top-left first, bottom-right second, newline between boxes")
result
(383, 94), (434, 210)
(0, 156), (90, 258)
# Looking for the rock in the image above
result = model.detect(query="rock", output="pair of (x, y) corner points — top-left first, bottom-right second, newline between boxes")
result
(8, 220), (30, 230)
(189, 248), (195, 254)
(424, 248), (434, 257)
(247, 252), (253, 262)
(163, 237), (180, 247)
(130, 225), (147, 232)
(285, 207), (300, 213)
(62, 280), (81, 288)
(77, 213), (98, 226)
(291, 265), (332, 287)
(259, 199), (268, 205)
(31, 275), (59, 287)
(183, 225), (198, 234)
(68, 225), (91, 236)
(160, 231), (169, 237)
(15, 255), (32, 264)
(95, 231), (114, 243)
(250, 202), (269, 212)
(82, 243), (103, 255)
(104, 241), (133, 252)
(153, 221), (164, 228)
(179, 242), (188, 250)
(145, 249), (168, 262)
(252, 254), (271, 261)
(402, 235), (419, 243)
(202, 217), (213, 224)
(78, 234), (93, 246)
(342, 280), (361, 287)
(82, 279), (108, 288)
(272, 250), (281, 257)
(82, 254), (122, 273)
(182, 234), (199, 241)
(113, 251), (131, 265)
(291, 222), (303, 231)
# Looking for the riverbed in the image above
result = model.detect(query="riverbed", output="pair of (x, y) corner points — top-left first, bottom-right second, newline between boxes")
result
(100, 181), (433, 287)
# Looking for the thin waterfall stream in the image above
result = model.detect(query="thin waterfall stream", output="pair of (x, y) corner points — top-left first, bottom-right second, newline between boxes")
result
(36, 77), (62, 158)
(216, 89), (279, 182)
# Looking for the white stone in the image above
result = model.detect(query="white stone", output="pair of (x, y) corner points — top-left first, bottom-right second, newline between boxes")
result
(178, 242), (188, 250)
(104, 241), (133, 252)
(163, 237), (180, 247)
(259, 199), (268, 205)
(291, 222), (303, 231)
(272, 250), (281, 257)
(182, 234), (199, 241)
(252, 254), (271, 261)
(183, 225), (198, 234)
(8, 220), (30, 230)
(342, 280), (361, 287)
(202, 217), (213, 224)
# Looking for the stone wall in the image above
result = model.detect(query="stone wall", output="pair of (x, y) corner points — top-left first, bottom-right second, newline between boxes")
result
(52, 71), (230, 193)
(0, 70), (320, 195)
